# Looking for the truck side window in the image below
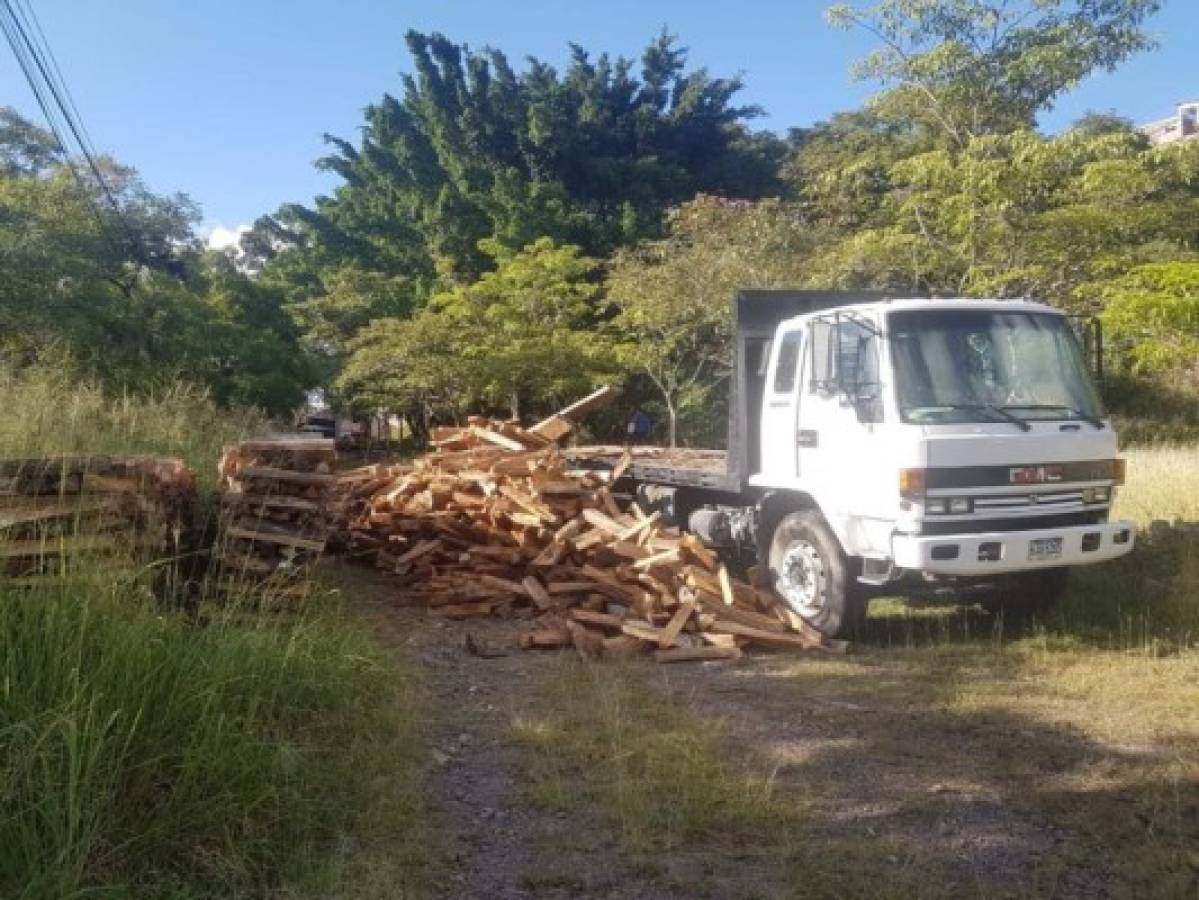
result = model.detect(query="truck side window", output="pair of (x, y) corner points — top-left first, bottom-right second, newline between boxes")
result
(772, 331), (802, 393)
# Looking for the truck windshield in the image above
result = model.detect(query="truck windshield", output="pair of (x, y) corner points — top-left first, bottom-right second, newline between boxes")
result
(888, 309), (1104, 425)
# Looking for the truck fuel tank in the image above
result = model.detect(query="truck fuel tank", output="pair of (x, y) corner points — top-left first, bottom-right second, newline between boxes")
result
(687, 505), (756, 550)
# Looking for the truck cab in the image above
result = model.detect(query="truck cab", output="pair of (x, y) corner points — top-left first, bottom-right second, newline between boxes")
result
(750, 295), (1133, 633)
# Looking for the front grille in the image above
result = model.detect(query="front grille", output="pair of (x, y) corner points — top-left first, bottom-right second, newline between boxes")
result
(971, 490), (1085, 515)
(916, 510), (1106, 536)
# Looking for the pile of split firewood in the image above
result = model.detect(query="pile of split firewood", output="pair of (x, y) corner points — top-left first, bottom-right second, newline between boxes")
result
(0, 455), (194, 583)
(338, 407), (843, 661)
(216, 440), (336, 594)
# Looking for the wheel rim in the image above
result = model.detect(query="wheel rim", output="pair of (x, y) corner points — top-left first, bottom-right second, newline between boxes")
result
(774, 538), (827, 617)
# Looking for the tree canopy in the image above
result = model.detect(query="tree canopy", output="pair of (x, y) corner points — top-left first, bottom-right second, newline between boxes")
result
(827, 0), (1162, 143)
(6, 1), (1195, 440)
(0, 107), (314, 415)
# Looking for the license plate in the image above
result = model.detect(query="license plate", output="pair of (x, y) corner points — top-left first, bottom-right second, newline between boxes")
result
(1028, 537), (1063, 561)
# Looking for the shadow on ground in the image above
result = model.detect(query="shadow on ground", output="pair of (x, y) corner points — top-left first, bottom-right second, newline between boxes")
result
(663, 608), (1199, 899)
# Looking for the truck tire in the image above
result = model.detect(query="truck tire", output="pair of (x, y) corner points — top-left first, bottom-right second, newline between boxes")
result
(982, 567), (1070, 618)
(767, 510), (866, 637)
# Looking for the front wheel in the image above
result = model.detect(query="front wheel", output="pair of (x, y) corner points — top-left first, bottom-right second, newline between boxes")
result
(767, 510), (866, 638)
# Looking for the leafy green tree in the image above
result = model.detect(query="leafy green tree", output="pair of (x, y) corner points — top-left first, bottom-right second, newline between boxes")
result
(260, 30), (782, 296)
(338, 239), (613, 424)
(1099, 262), (1199, 381)
(0, 108), (315, 415)
(784, 110), (929, 230)
(0, 106), (59, 176)
(827, 0), (1162, 144)
(336, 311), (471, 438)
(802, 128), (1199, 299)
(196, 257), (317, 414)
(607, 196), (823, 445)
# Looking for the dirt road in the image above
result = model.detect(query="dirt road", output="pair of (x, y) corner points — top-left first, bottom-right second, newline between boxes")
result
(352, 571), (1189, 899)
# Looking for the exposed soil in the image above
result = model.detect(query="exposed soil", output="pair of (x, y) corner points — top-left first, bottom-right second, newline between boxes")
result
(351, 567), (1132, 899)
(357, 577), (724, 899)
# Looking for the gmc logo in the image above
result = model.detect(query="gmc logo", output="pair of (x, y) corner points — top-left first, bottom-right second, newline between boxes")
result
(1009, 465), (1063, 484)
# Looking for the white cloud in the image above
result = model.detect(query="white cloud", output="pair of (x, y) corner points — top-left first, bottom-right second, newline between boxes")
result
(206, 224), (250, 252)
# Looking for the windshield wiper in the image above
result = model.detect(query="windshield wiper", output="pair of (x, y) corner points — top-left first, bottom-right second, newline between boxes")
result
(1001, 404), (1105, 430)
(909, 403), (1032, 431)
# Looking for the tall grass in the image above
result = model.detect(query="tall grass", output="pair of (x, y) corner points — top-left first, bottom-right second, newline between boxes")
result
(0, 366), (432, 896)
(0, 573), (430, 897)
(0, 359), (270, 490)
(1111, 444), (1199, 527)
(1056, 444), (1199, 646)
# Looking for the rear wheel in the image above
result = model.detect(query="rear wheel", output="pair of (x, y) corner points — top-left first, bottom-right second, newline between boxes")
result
(981, 567), (1070, 618)
(767, 510), (866, 638)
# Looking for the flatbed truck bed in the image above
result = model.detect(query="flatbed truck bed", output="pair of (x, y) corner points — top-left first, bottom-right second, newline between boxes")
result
(565, 446), (734, 490)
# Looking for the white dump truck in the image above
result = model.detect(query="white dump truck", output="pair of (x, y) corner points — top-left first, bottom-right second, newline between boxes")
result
(594, 290), (1135, 637)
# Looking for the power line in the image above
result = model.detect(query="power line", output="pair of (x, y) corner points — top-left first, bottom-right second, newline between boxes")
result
(18, 0), (100, 162)
(0, 0), (141, 265)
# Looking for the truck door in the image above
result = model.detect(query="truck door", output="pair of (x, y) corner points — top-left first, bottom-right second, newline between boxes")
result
(760, 328), (803, 479)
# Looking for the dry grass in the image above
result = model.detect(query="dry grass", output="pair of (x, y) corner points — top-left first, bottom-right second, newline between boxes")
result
(510, 658), (943, 898)
(511, 659), (784, 854)
(764, 636), (1199, 897)
(1113, 445), (1199, 527)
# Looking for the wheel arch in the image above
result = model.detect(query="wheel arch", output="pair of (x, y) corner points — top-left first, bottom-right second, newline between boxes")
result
(755, 490), (820, 560)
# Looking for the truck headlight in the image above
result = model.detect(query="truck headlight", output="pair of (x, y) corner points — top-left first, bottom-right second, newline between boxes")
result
(1082, 486), (1110, 504)
(924, 497), (971, 515)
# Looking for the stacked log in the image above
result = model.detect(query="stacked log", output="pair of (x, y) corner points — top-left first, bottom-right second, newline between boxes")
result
(216, 440), (336, 594)
(339, 421), (845, 660)
(0, 455), (194, 582)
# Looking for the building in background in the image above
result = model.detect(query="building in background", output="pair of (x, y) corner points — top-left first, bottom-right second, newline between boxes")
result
(1139, 100), (1199, 145)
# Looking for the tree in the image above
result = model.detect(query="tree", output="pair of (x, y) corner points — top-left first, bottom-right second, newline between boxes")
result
(0, 106), (59, 176)
(607, 196), (823, 445)
(801, 127), (1199, 300)
(258, 29), (783, 314)
(1099, 262), (1199, 383)
(827, 0), (1162, 144)
(338, 239), (614, 423)
(0, 108), (315, 414)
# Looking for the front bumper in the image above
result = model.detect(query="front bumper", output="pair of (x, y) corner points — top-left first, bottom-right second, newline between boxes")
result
(891, 520), (1135, 577)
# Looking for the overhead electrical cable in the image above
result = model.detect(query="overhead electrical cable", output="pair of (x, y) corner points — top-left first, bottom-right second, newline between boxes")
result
(0, 0), (142, 265)
(18, 0), (101, 165)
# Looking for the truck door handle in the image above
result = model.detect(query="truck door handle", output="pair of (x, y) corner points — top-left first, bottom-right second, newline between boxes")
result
(797, 429), (818, 448)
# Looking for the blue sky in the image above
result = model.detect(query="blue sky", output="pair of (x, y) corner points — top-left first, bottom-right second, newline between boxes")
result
(2, 0), (1196, 241)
